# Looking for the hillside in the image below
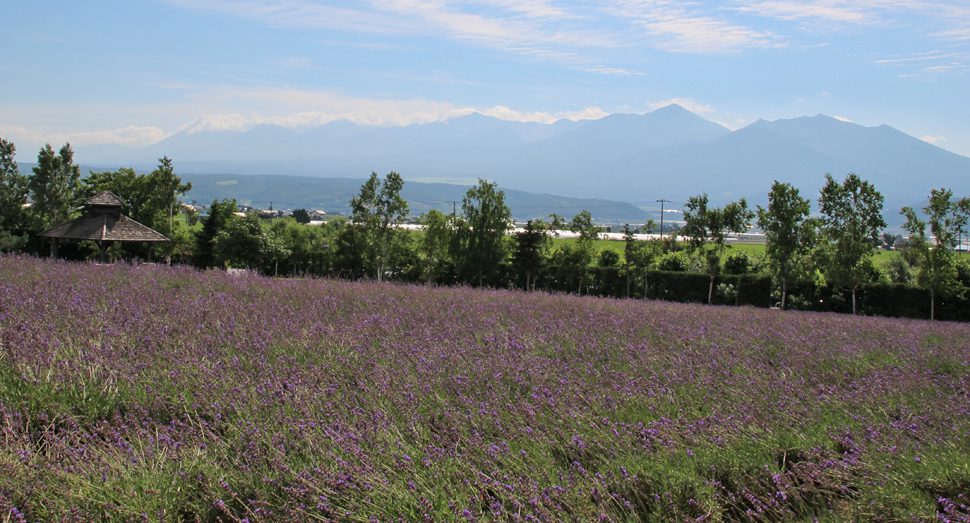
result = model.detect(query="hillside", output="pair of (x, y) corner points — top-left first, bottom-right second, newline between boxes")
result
(178, 174), (651, 222)
(3, 257), (969, 521)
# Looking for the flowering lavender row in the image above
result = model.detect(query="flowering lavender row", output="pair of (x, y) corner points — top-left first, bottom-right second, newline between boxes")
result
(1, 255), (969, 522)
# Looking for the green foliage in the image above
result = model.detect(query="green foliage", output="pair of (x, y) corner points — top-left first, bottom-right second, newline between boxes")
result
(901, 188), (970, 319)
(331, 222), (367, 280)
(0, 137), (28, 251)
(956, 258), (970, 288)
(723, 250), (751, 275)
(28, 143), (82, 232)
(756, 181), (814, 308)
(547, 212), (566, 236)
(82, 158), (192, 260)
(597, 248), (620, 267)
(452, 179), (513, 286)
(213, 213), (291, 271)
(568, 209), (599, 242)
(884, 255), (913, 284)
(818, 173), (886, 313)
(194, 198), (238, 269)
(267, 218), (332, 275)
(291, 208), (311, 224)
(350, 171), (410, 281)
(657, 251), (690, 272)
(419, 209), (456, 284)
(513, 219), (550, 290)
(682, 193), (753, 302)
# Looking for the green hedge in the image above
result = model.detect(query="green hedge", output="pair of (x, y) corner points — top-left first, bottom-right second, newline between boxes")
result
(521, 266), (969, 322)
(398, 260), (970, 322)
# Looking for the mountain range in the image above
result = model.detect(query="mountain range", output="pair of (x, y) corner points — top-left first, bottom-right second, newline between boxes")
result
(77, 104), (970, 222)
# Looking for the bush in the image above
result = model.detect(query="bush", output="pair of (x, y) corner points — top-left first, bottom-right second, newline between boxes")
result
(884, 255), (913, 284)
(598, 249), (620, 267)
(723, 251), (751, 275)
(956, 259), (970, 288)
(657, 251), (690, 272)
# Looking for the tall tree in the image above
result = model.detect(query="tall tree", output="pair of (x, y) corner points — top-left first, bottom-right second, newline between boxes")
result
(453, 179), (512, 287)
(624, 224), (658, 299)
(0, 138), (29, 251)
(756, 181), (813, 309)
(350, 171), (409, 281)
(567, 210), (599, 294)
(547, 213), (566, 237)
(682, 193), (754, 304)
(28, 143), (81, 232)
(818, 173), (886, 314)
(513, 219), (550, 291)
(419, 209), (455, 284)
(194, 198), (238, 269)
(291, 208), (311, 225)
(213, 212), (291, 273)
(145, 157), (192, 260)
(901, 188), (970, 320)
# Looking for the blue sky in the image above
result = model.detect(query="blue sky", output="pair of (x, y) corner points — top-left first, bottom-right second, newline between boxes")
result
(2, 0), (969, 158)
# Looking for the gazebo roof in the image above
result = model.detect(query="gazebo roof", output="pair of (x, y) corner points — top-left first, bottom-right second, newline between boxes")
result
(38, 191), (170, 243)
(85, 191), (126, 207)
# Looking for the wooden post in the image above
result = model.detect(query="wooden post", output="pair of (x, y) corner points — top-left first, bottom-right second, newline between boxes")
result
(50, 238), (59, 259)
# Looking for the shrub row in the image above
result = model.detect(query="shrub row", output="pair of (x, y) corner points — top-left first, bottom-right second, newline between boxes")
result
(414, 264), (969, 322)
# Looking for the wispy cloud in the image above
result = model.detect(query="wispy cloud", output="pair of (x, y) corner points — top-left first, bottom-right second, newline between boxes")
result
(833, 115), (852, 122)
(921, 134), (948, 144)
(876, 49), (970, 75)
(732, 0), (970, 43)
(160, 0), (415, 33)
(163, 0), (620, 67)
(607, 0), (778, 53)
(584, 65), (645, 75)
(2, 85), (614, 149)
(0, 124), (167, 149)
(730, 1), (878, 24)
(874, 50), (966, 64)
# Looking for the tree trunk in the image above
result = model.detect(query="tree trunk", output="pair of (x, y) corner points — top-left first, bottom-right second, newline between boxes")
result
(852, 288), (857, 315)
(931, 288), (935, 321)
(708, 276), (715, 304)
(643, 271), (648, 300)
(781, 278), (787, 309)
(625, 263), (630, 298)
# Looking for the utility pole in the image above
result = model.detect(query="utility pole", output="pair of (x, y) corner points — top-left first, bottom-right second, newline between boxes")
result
(656, 199), (672, 239)
(437, 201), (458, 216)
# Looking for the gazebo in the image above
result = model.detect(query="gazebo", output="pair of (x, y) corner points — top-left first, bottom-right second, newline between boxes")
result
(39, 191), (169, 263)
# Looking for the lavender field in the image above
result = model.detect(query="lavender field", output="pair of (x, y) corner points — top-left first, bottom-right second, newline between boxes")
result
(1, 256), (969, 522)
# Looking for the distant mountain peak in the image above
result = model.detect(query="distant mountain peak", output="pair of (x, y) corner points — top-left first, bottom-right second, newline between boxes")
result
(650, 103), (691, 114)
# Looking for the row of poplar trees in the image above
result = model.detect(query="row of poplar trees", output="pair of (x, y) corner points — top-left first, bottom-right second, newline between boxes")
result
(676, 174), (970, 319)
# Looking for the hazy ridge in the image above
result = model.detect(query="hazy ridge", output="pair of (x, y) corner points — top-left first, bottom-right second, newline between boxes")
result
(75, 104), (970, 219)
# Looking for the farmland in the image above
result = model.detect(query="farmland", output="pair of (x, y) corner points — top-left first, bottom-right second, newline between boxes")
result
(1, 255), (969, 521)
